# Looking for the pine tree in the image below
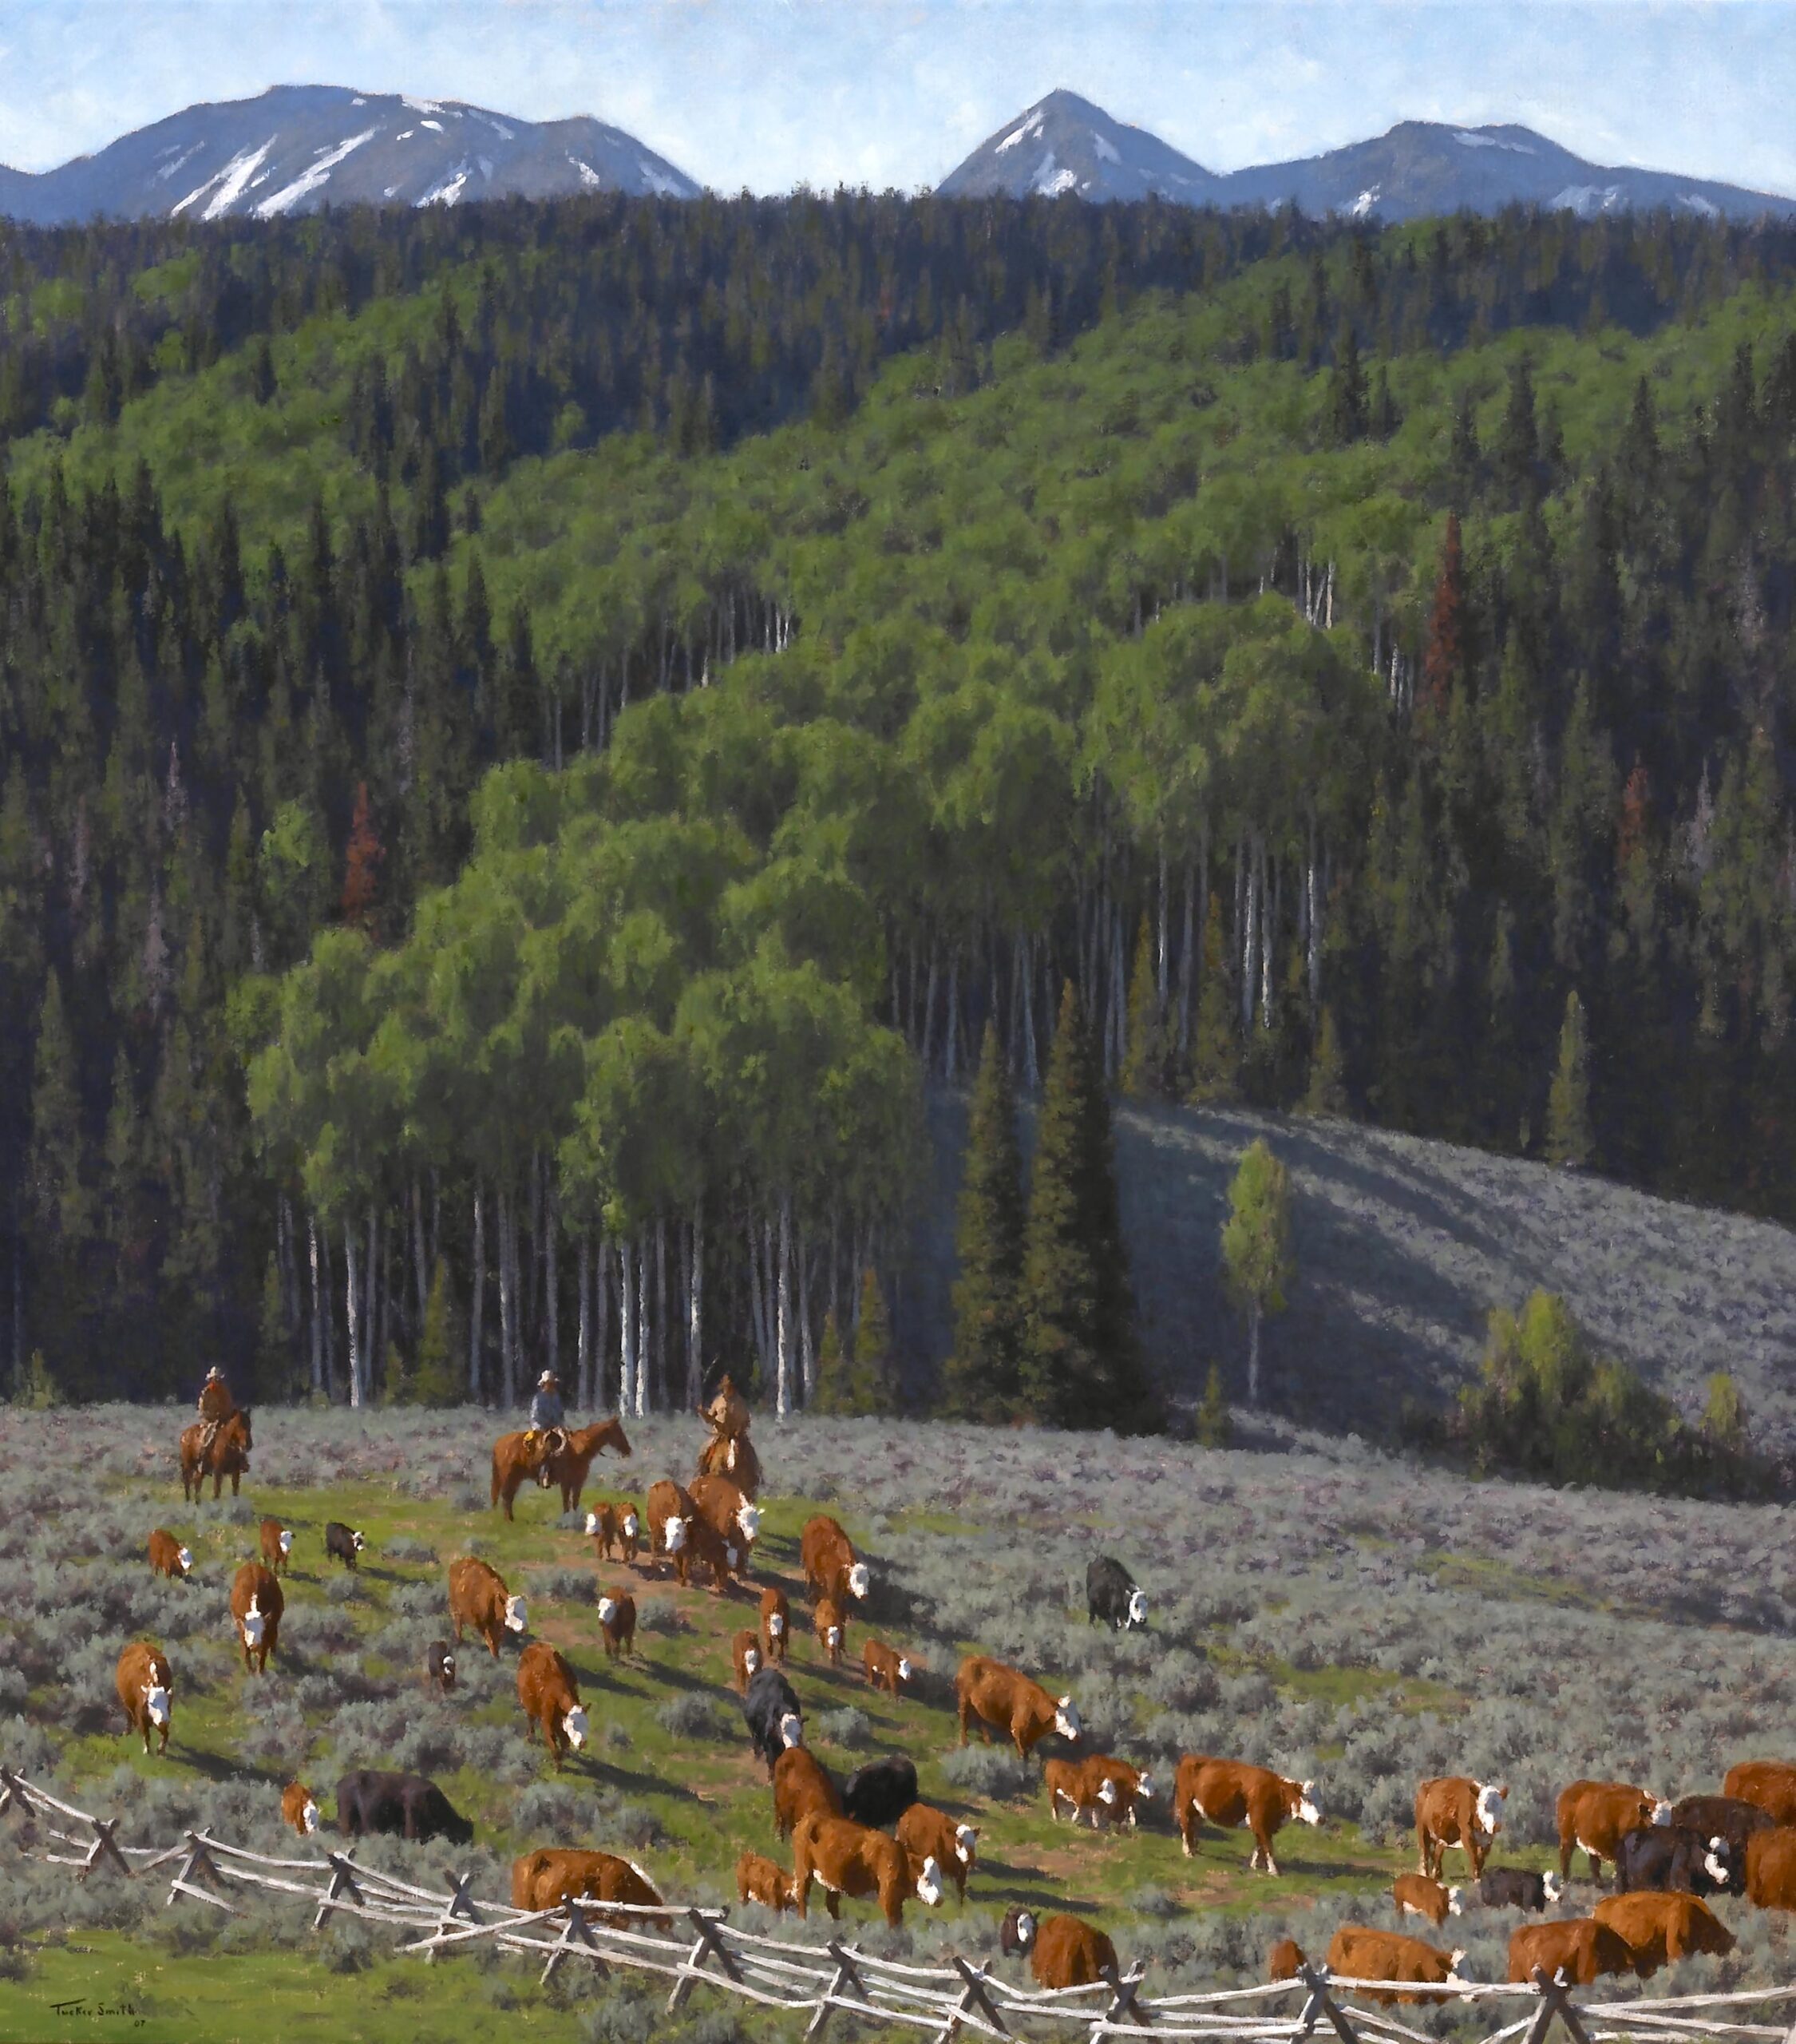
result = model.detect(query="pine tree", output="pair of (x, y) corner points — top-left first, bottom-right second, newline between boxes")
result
(1323, 323), (1369, 445)
(340, 782), (383, 932)
(1220, 1139), (1295, 1408)
(1193, 1361), (1233, 1448)
(1302, 1006), (1348, 1117)
(1120, 916), (1163, 1099)
(1421, 512), (1466, 719)
(1019, 985), (1155, 1432)
(813, 1309), (844, 1410)
(255, 1251), (291, 1397)
(1186, 895), (1240, 1106)
(413, 1259), (465, 1407)
(944, 1021), (1024, 1420)
(1545, 989), (1594, 1167)
(1370, 364), (1400, 440)
(850, 1269), (896, 1414)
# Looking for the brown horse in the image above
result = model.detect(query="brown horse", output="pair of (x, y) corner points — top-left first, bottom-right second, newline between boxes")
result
(696, 1428), (761, 1500)
(492, 1418), (631, 1520)
(180, 1409), (253, 1501)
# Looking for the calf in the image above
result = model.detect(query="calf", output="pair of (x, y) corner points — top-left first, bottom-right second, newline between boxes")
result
(598, 1589), (637, 1660)
(1268, 1938), (1307, 1984)
(842, 1756), (919, 1830)
(1326, 1927), (1467, 2006)
(1744, 1826), (1796, 1909)
(1507, 1919), (1635, 1986)
(791, 1811), (941, 1927)
(896, 1805), (977, 1901)
(1615, 1824), (1738, 1898)
(1174, 1757), (1321, 1875)
(1416, 1777), (1506, 1880)
(1557, 1781), (1669, 1884)
(737, 1849), (797, 1912)
(814, 1595), (847, 1668)
(1046, 1755), (1153, 1830)
(229, 1561), (283, 1674)
(282, 1781), (321, 1838)
(1086, 1556), (1147, 1630)
(115, 1640), (174, 1756)
(863, 1640), (912, 1696)
(955, 1654), (1080, 1758)
(1593, 1891), (1735, 1975)
(336, 1769), (473, 1845)
(516, 1642), (588, 1770)
(801, 1515), (871, 1606)
(1724, 1761), (1796, 1827)
(1479, 1868), (1562, 1911)
(760, 1586), (790, 1666)
(324, 1521), (366, 1571)
(732, 1628), (763, 1692)
(1000, 1909), (1119, 1991)
(512, 1848), (666, 1927)
(743, 1665), (805, 1777)
(1669, 1795), (1776, 1855)
(447, 1555), (527, 1658)
(259, 1517), (293, 1575)
(1394, 1873), (1462, 1927)
(773, 1747), (842, 1840)
(147, 1529), (192, 1580)
(584, 1503), (621, 1560)
(423, 1641), (456, 1693)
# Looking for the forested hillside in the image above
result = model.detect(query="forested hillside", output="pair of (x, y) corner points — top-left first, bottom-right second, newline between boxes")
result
(3, 193), (1795, 1414)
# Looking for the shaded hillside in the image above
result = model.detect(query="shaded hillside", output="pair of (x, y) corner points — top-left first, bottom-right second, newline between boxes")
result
(903, 1092), (1796, 1456)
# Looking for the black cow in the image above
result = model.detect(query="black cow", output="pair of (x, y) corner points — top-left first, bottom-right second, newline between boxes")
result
(335, 1769), (473, 1845)
(1086, 1556), (1146, 1630)
(1668, 1796), (1776, 1853)
(1615, 1824), (1740, 1897)
(742, 1666), (804, 1775)
(424, 1641), (456, 1692)
(325, 1521), (366, 1571)
(842, 1756), (918, 1830)
(1478, 1868), (1562, 1911)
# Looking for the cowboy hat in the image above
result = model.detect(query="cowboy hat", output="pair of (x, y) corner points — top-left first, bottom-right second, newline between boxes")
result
(537, 1370), (556, 1388)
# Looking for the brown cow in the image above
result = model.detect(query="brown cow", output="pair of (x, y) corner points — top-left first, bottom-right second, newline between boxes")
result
(773, 1747), (842, 1840)
(1745, 1826), (1796, 1909)
(1174, 1757), (1321, 1875)
(598, 1588), (636, 1660)
(1394, 1872), (1463, 1927)
(259, 1517), (293, 1575)
(584, 1503), (620, 1559)
(1268, 1938), (1307, 1983)
(863, 1640), (912, 1695)
(1326, 1927), (1466, 2006)
(1593, 1892), (1735, 1975)
(760, 1585), (790, 1665)
(115, 1641), (174, 1756)
(896, 1805), (978, 1901)
(732, 1628), (764, 1692)
(1557, 1781), (1669, 1884)
(1508, 1919), (1636, 1986)
(282, 1781), (321, 1838)
(801, 1515), (871, 1606)
(791, 1811), (942, 1927)
(511, 1848), (667, 1927)
(147, 1529), (192, 1580)
(646, 1478), (702, 1586)
(1000, 1909), (1119, 1991)
(690, 1474), (762, 1564)
(516, 1642), (588, 1770)
(1415, 1777), (1506, 1879)
(448, 1556), (528, 1658)
(1046, 1754), (1153, 1830)
(493, 1418), (631, 1520)
(737, 1849), (797, 1912)
(1725, 1761), (1796, 1828)
(229, 1561), (283, 1674)
(814, 1595), (847, 1668)
(955, 1655), (1081, 1757)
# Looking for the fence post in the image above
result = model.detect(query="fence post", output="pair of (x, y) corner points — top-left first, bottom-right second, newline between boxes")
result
(0, 1767), (23, 1819)
(1296, 1963), (1363, 2044)
(1526, 1967), (1594, 2044)
(313, 1852), (365, 1930)
(421, 1869), (482, 1963)
(77, 1815), (135, 1884)
(540, 1900), (609, 1988)
(933, 1954), (1009, 2043)
(166, 1828), (236, 1913)
(1097, 1962), (1151, 2032)
(667, 1907), (742, 2014)
(806, 1939), (871, 2041)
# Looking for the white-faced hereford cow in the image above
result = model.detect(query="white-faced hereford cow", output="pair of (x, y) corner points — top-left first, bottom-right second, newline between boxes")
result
(1415, 1777), (1506, 1879)
(1724, 1761), (1796, 1828)
(115, 1641), (174, 1755)
(1174, 1757), (1320, 1875)
(447, 1556), (527, 1658)
(955, 1655), (1079, 1758)
(516, 1642), (588, 1770)
(801, 1515), (871, 1606)
(229, 1561), (283, 1674)
(1557, 1780), (1670, 1884)
(791, 1812), (942, 1927)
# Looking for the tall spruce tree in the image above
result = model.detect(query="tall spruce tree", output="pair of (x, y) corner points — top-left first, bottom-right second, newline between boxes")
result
(1546, 989), (1594, 1167)
(944, 1021), (1024, 1419)
(1187, 895), (1240, 1106)
(1019, 985), (1154, 1432)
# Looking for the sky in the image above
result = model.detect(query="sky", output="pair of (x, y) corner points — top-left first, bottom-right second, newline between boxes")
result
(2, 0), (1794, 197)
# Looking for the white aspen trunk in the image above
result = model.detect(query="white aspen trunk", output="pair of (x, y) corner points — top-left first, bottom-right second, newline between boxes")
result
(307, 1212), (324, 1396)
(686, 1199), (704, 1412)
(366, 1208), (379, 1396)
(1240, 835), (1258, 1034)
(1307, 814), (1322, 1015)
(1178, 852), (1196, 1054)
(1325, 559), (1334, 631)
(1260, 839), (1274, 1030)
(920, 939), (940, 1069)
(526, 1151), (542, 1340)
(344, 1220), (362, 1411)
(412, 1178), (429, 1333)
(544, 1182), (560, 1380)
(1021, 933), (1039, 1090)
(321, 1224), (337, 1397)
(799, 1226), (816, 1404)
(635, 1230), (651, 1417)
(469, 1186), (485, 1402)
(576, 1230), (592, 1412)
(775, 1194), (794, 1419)
(618, 1238), (636, 1417)
(497, 1188), (516, 1409)
(1157, 842), (1169, 1004)
(595, 1229), (611, 1407)
(654, 1213), (667, 1406)
(746, 1216), (769, 1373)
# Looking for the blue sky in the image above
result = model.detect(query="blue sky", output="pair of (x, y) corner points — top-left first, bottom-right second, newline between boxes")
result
(2, 0), (1794, 196)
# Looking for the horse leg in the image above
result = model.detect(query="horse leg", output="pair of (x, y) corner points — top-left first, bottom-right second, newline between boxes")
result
(231, 1472), (240, 1497)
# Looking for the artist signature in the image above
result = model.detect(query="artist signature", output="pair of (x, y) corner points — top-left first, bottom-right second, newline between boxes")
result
(45, 1999), (147, 2026)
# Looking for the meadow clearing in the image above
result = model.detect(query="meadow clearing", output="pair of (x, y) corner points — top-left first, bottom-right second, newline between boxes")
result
(0, 1404), (1792, 2042)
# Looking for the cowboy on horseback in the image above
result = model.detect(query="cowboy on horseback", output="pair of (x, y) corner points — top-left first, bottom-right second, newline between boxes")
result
(701, 1372), (750, 1442)
(196, 1365), (235, 1459)
(523, 1371), (568, 1486)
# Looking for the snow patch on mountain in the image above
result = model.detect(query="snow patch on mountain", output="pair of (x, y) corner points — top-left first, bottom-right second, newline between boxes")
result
(1455, 129), (1536, 154)
(996, 109), (1044, 154)
(1092, 130), (1120, 164)
(570, 155), (603, 189)
(403, 97), (443, 114)
(254, 128), (376, 217)
(1680, 191), (1720, 218)
(421, 167), (469, 207)
(637, 159), (687, 196)
(1352, 185), (1381, 217)
(420, 119), (444, 133)
(1033, 153), (1076, 196)
(156, 145), (204, 184)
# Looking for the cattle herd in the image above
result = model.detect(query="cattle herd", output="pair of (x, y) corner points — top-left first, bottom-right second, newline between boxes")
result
(91, 1423), (1796, 2000)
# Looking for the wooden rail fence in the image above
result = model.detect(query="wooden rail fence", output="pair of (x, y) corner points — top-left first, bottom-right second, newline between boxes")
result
(4, 1768), (1793, 2042)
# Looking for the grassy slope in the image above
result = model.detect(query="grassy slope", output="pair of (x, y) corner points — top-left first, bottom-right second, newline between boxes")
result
(903, 1092), (1796, 1452)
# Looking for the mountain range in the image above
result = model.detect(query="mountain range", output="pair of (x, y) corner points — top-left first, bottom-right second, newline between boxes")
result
(2, 81), (1791, 226)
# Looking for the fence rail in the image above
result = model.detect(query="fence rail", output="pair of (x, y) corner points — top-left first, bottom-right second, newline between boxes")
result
(4, 1768), (1793, 2042)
